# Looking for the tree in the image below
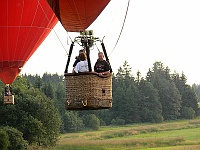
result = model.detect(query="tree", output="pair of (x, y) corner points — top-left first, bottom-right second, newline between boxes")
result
(84, 114), (100, 130)
(115, 61), (134, 82)
(0, 75), (61, 147)
(159, 79), (181, 120)
(111, 61), (140, 124)
(16, 92), (61, 147)
(42, 83), (55, 99)
(111, 85), (126, 120)
(180, 106), (195, 119)
(34, 74), (43, 90)
(138, 79), (163, 123)
(0, 130), (10, 150)
(122, 83), (140, 123)
(63, 111), (84, 132)
(0, 100), (45, 144)
(17, 114), (45, 145)
(147, 62), (181, 120)
(193, 83), (200, 102)
(0, 126), (28, 150)
(180, 85), (199, 117)
(173, 72), (200, 117)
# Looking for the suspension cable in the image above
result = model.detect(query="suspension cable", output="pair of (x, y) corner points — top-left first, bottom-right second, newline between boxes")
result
(52, 29), (69, 55)
(95, 42), (100, 52)
(108, 0), (131, 57)
(38, 0), (69, 55)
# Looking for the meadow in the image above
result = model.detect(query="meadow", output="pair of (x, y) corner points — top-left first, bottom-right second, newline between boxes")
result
(51, 118), (200, 150)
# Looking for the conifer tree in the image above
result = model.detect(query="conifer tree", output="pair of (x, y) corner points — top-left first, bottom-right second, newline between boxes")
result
(146, 61), (181, 120)
(138, 79), (163, 122)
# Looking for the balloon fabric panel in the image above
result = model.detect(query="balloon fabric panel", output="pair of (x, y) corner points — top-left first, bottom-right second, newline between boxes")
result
(47, 0), (110, 32)
(0, 0), (58, 84)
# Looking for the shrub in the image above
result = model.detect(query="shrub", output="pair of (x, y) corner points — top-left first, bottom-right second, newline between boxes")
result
(180, 106), (195, 119)
(0, 130), (10, 150)
(111, 119), (116, 125)
(116, 118), (125, 125)
(85, 114), (100, 130)
(0, 126), (28, 150)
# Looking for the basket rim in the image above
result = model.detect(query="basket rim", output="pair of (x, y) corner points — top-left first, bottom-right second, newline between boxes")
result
(64, 72), (112, 78)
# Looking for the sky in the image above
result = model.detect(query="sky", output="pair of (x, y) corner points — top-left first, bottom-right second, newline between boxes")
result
(21, 0), (200, 85)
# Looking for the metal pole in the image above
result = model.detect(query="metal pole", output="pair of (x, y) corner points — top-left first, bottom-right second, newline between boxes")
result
(85, 43), (92, 72)
(101, 42), (112, 73)
(64, 42), (74, 73)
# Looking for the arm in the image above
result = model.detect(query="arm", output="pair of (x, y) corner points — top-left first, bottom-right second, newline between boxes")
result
(94, 61), (97, 72)
(73, 57), (79, 67)
(102, 70), (110, 75)
(98, 70), (110, 76)
(73, 63), (79, 73)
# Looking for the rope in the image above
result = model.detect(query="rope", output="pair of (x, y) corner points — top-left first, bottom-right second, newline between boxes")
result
(38, 0), (69, 55)
(95, 42), (101, 52)
(108, 0), (131, 57)
(52, 28), (69, 55)
(66, 31), (73, 45)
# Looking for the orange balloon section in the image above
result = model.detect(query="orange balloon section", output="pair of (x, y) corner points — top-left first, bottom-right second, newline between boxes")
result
(0, 0), (58, 84)
(47, 0), (110, 32)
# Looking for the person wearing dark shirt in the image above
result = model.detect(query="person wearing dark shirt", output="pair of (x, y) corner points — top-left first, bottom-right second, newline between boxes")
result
(94, 52), (110, 76)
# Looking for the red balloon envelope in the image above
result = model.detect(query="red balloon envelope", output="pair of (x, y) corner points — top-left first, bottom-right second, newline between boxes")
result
(0, 0), (58, 84)
(47, 0), (110, 32)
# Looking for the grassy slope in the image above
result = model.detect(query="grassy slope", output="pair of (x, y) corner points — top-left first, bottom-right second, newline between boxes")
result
(51, 118), (200, 150)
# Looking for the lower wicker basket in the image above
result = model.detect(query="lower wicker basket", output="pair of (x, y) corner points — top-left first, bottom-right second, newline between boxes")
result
(4, 95), (14, 104)
(64, 72), (112, 110)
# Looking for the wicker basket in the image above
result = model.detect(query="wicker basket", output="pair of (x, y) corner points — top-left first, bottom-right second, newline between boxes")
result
(64, 72), (112, 110)
(4, 95), (14, 104)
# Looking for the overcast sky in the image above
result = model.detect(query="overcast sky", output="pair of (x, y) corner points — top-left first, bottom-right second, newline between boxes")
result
(21, 0), (200, 85)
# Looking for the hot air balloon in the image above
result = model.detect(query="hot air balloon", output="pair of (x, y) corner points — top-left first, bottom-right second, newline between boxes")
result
(0, 0), (58, 104)
(47, 0), (113, 110)
(46, 0), (110, 32)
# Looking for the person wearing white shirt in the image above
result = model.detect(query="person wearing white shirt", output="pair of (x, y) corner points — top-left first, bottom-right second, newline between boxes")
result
(73, 52), (89, 73)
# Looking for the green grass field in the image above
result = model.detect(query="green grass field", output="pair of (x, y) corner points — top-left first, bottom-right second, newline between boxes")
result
(51, 118), (200, 150)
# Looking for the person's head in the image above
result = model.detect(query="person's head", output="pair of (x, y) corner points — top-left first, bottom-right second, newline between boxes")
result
(79, 49), (85, 54)
(79, 52), (87, 61)
(98, 52), (104, 61)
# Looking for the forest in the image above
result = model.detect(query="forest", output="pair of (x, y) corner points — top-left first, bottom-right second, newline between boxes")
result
(0, 61), (200, 149)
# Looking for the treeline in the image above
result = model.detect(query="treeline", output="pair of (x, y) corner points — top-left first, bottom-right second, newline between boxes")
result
(110, 61), (200, 124)
(0, 61), (200, 149)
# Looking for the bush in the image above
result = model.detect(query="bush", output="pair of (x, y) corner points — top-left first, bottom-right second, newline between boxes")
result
(180, 106), (195, 119)
(111, 119), (116, 125)
(116, 118), (125, 125)
(85, 114), (100, 130)
(63, 112), (84, 132)
(0, 126), (28, 150)
(0, 130), (10, 150)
